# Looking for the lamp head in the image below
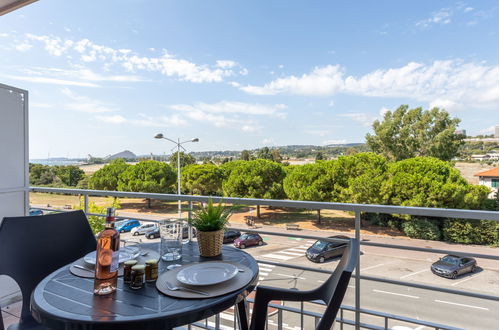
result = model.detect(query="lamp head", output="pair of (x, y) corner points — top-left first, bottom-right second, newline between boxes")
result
(192, 138), (199, 142)
(154, 133), (164, 139)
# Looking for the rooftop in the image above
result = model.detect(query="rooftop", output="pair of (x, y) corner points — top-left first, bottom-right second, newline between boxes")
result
(474, 167), (499, 177)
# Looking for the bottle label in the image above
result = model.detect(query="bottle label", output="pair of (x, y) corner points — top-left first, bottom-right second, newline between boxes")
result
(110, 250), (119, 272)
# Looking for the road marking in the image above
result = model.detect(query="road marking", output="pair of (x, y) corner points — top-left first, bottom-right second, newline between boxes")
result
(259, 272), (269, 276)
(434, 300), (489, 311)
(257, 263), (275, 268)
(279, 251), (303, 256)
(288, 248), (308, 252)
(307, 240), (316, 244)
(362, 263), (386, 271)
(259, 268), (273, 273)
(451, 274), (480, 286)
(373, 289), (419, 299)
(260, 254), (295, 261)
(400, 269), (429, 279)
(317, 280), (325, 283)
(276, 273), (306, 280)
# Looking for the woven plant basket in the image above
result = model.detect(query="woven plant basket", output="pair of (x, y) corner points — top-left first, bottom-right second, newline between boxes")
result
(197, 229), (224, 257)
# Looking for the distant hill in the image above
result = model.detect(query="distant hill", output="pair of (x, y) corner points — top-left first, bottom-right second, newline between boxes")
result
(104, 150), (137, 160)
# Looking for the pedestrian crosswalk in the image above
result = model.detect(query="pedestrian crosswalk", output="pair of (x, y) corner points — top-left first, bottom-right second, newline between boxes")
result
(258, 262), (276, 281)
(260, 240), (315, 261)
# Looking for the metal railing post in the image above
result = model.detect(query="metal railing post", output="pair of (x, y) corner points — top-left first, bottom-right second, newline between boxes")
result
(277, 309), (283, 330)
(83, 194), (88, 214)
(355, 211), (361, 330)
(188, 201), (193, 242)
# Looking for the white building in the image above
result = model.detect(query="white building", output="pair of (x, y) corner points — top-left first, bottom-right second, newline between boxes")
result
(474, 167), (499, 198)
(495, 125), (499, 138)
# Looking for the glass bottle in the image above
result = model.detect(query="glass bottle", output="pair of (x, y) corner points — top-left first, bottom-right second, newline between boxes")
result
(94, 208), (120, 295)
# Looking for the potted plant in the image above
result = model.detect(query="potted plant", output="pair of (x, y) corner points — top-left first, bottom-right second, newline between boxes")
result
(189, 198), (232, 257)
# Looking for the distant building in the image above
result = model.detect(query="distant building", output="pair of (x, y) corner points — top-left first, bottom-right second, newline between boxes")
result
(471, 153), (499, 162)
(474, 167), (499, 198)
(495, 125), (499, 138)
(455, 129), (466, 136)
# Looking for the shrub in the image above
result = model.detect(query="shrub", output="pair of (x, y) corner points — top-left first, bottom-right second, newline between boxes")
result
(401, 218), (442, 240)
(443, 219), (499, 245)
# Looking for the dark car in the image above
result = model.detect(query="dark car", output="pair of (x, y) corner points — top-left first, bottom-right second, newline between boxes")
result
(223, 230), (241, 243)
(115, 219), (141, 233)
(234, 233), (263, 249)
(145, 226), (195, 240)
(431, 255), (477, 279)
(306, 235), (350, 263)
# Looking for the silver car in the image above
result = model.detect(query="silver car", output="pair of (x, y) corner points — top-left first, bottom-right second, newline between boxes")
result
(131, 223), (158, 236)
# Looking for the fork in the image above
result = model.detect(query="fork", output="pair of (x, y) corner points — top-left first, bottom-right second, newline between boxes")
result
(165, 281), (208, 296)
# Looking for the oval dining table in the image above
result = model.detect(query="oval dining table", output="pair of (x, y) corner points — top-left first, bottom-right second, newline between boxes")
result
(31, 242), (259, 330)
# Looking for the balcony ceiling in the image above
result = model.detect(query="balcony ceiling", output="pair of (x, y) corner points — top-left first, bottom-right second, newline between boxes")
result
(0, 0), (37, 16)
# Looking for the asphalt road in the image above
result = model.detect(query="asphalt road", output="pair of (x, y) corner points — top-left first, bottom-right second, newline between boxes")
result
(121, 223), (499, 330)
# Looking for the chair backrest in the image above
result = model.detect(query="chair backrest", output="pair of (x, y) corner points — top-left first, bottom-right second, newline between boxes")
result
(0, 210), (97, 321)
(315, 239), (358, 330)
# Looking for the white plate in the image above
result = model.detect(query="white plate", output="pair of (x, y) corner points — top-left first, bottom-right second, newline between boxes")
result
(83, 246), (140, 265)
(176, 262), (238, 286)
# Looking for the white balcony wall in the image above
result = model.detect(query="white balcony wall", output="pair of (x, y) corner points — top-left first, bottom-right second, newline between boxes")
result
(0, 83), (28, 218)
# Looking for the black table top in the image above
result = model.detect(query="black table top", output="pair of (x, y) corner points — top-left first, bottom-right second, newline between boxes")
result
(31, 242), (259, 330)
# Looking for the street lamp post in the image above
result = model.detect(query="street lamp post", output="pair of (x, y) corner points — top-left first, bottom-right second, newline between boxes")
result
(154, 133), (199, 218)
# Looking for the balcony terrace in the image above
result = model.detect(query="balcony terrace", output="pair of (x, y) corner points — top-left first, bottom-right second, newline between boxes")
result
(2, 187), (498, 329)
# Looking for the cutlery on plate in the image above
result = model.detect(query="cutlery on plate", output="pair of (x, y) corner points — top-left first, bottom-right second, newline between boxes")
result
(165, 282), (208, 296)
(238, 268), (245, 272)
(140, 251), (149, 256)
(73, 265), (95, 273)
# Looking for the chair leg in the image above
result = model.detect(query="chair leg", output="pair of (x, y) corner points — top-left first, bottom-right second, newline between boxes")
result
(236, 299), (249, 330)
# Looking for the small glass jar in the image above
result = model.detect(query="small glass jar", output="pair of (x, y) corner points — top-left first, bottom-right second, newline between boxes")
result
(130, 264), (145, 290)
(123, 260), (138, 284)
(145, 259), (159, 282)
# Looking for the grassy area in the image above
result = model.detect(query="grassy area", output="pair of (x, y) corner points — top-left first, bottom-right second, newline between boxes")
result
(30, 192), (405, 236)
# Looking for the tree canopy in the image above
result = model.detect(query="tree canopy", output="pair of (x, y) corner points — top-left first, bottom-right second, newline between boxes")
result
(118, 160), (176, 194)
(181, 164), (223, 195)
(88, 158), (130, 191)
(366, 105), (463, 161)
(170, 152), (196, 169)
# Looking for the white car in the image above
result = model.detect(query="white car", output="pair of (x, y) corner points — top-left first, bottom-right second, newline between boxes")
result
(131, 223), (158, 236)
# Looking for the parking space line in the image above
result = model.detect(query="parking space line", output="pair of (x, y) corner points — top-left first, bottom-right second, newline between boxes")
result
(434, 299), (489, 311)
(399, 269), (429, 279)
(373, 289), (419, 299)
(276, 273), (306, 280)
(361, 263), (386, 271)
(288, 248), (308, 252)
(451, 274), (481, 286)
(259, 254), (295, 261)
(279, 251), (303, 256)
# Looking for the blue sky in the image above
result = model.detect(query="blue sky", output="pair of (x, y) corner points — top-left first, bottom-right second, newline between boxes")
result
(1, 1), (499, 159)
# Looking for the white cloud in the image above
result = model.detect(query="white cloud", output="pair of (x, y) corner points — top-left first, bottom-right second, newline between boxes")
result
(97, 115), (127, 124)
(323, 139), (347, 145)
(464, 7), (474, 13)
(416, 8), (452, 28)
(262, 138), (276, 145)
(15, 43), (32, 51)
(61, 88), (117, 113)
(240, 60), (499, 110)
(479, 126), (495, 134)
(338, 113), (376, 127)
(241, 65), (344, 96)
(1, 74), (99, 87)
(23, 33), (245, 84)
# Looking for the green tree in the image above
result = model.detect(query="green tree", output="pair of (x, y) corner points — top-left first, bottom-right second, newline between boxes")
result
(330, 153), (388, 205)
(170, 152), (196, 169)
(220, 160), (246, 179)
(29, 163), (57, 186)
(315, 152), (324, 161)
(89, 159), (130, 191)
(271, 149), (282, 163)
(256, 147), (273, 160)
(240, 150), (252, 161)
(223, 159), (286, 218)
(75, 197), (121, 234)
(181, 164), (223, 195)
(118, 160), (176, 208)
(55, 165), (85, 187)
(366, 105), (463, 161)
(283, 162), (333, 223)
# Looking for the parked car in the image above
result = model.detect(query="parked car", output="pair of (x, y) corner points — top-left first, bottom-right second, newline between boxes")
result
(29, 208), (43, 216)
(115, 219), (141, 233)
(234, 233), (263, 249)
(306, 235), (350, 263)
(131, 223), (158, 236)
(144, 226), (195, 240)
(223, 230), (241, 243)
(431, 255), (477, 279)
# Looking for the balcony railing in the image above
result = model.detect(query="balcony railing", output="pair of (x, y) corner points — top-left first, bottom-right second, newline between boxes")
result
(30, 187), (499, 330)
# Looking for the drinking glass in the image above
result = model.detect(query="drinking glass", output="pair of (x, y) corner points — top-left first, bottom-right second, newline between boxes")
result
(159, 220), (183, 261)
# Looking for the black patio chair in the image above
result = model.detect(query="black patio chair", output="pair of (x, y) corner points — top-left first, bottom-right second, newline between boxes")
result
(249, 238), (358, 330)
(0, 210), (97, 330)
